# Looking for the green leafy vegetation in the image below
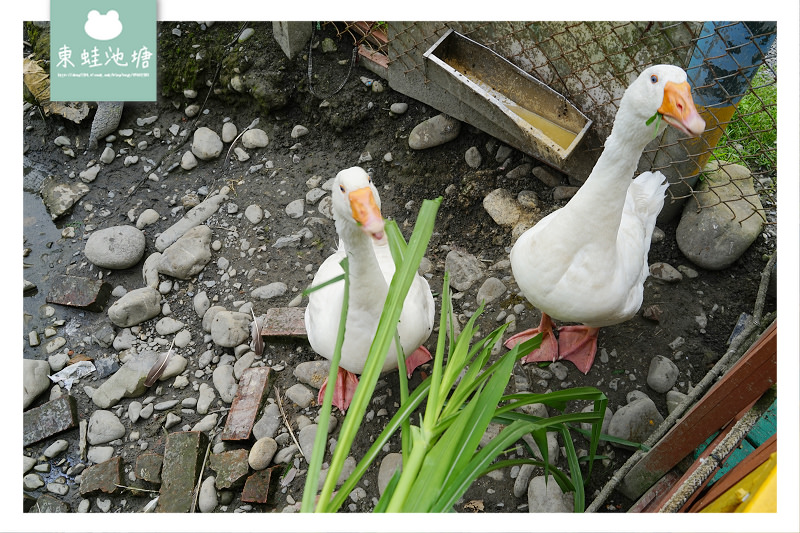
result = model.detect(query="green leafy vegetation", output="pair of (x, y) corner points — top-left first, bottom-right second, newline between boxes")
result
(301, 196), (612, 513)
(712, 65), (777, 171)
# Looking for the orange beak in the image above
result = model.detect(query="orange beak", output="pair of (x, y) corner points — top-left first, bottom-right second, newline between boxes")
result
(658, 81), (706, 137)
(349, 186), (385, 240)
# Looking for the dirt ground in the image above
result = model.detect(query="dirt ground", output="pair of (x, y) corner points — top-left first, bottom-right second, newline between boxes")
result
(22, 21), (777, 514)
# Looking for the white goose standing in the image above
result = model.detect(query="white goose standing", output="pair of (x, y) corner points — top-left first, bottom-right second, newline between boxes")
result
(505, 65), (705, 374)
(305, 167), (434, 410)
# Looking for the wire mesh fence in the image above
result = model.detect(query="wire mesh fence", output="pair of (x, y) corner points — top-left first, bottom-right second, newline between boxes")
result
(327, 21), (777, 226)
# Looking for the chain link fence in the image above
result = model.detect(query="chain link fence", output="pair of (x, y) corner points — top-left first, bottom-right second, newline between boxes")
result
(327, 21), (777, 226)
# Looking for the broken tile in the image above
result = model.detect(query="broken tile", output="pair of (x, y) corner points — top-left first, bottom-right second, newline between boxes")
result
(135, 452), (163, 484)
(46, 274), (112, 312)
(222, 366), (271, 441)
(209, 448), (249, 489)
(23, 395), (79, 446)
(79, 456), (123, 495)
(28, 493), (71, 513)
(241, 467), (275, 504)
(260, 307), (307, 337)
(156, 431), (209, 513)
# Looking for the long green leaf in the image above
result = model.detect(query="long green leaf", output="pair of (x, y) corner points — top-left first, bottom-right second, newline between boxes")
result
(428, 419), (539, 512)
(315, 197), (441, 511)
(325, 378), (431, 511)
(301, 258), (350, 512)
(559, 425), (585, 512)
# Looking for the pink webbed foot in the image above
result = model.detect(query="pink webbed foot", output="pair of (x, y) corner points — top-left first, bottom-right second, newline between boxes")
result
(317, 367), (360, 412)
(504, 313), (559, 364)
(404, 345), (432, 378)
(556, 325), (600, 374)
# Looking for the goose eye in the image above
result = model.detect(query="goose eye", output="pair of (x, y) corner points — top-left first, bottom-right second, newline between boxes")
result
(650, 74), (658, 83)
(339, 185), (345, 193)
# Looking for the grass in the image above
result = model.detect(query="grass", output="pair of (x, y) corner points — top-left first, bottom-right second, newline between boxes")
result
(711, 64), (777, 171)
(300, 196), (613, 513)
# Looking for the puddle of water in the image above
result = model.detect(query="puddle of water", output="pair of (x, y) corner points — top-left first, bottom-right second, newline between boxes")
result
(22, 191), (88, 359)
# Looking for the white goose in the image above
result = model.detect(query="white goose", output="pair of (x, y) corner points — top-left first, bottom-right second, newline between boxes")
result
(305, 167), (434, 410)
(505, 65), (705, 374)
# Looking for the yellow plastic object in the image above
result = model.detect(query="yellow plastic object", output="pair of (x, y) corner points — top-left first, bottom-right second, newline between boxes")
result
(701, 452), (777, 513)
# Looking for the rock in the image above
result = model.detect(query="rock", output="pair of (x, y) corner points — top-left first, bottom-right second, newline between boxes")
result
(676, 161), (765, 270)
(483, 188), (520, 226)
(91, 351), (159, 408)
(386, 101), (407, 115)
(377, 453), (403, 496)
(221, 122), (238, 143)
(495, 144), (513, 163)
(202, 305), (227, 332)
(298, 424), (318, 461)
(128, 401), (142, 423)
(87, 410), (125, 445)
(251, 282), (288, 300)
(532, 166), (563, 188)
(87, 446), (115, 464)
(23, 396), (79, 446)
(233, 351), (255, 380)
(191, 127), (223, 160)
(666, 390), (689, 414)
(291, 125), (309, 138)
(194, 291), (211, 318)
(646, 355), (679, 393)
(249, 437), (278, 470)
(607, 397), (665, 449)
(155, 190), (228, 252)
(513, 463), (535, 498)
(527, 474), (574, 512)
(649, 262), (683, 283)
(212, 365), (238, 403)
(244, 204), (264, 224)
(210, 310), (251, 347)
(464, 146), (482, 168)
(181, 150), (198, 170)
(155, 317), (184, 335)
(293, 360), (331, 390)
(158, 353), (188, 382)
(142, 252), (161, 288)
(24, 473), (45, 491)
(136, 208), (160, 229)
(79, 164), (101, 183)
(41, 179), (90, 219)
(285, 199), (304, 218)
(43, 439), (69, 458)
(198, 476), (218, 512)
(107, 287), (161, 327)
(553, 186), (580, 201)
(191, 413), (218, 433)
(476, 277), (506, 305)
(285, 384), (314, 408)
(444, 249), (484, 292)
(185, 104), (200, 118)
(23, 359), (53, 409)
(158, 224), (212, 280)
(46, 274), (112, 312)
(408, 114), (461, 150)
(197, 383), (216, 414)
(319, 456), (356, 489)
(252, 403), (281, 440)
(241, 129), (269, 149)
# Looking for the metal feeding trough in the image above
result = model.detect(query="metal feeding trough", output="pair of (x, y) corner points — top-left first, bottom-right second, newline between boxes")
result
(423, 29), (591, 170)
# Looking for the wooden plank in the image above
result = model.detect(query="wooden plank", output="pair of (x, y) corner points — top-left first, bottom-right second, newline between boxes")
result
(221, 366), (271, 441)
(619, 321), (776, 501)
(687, 433), (777, 512)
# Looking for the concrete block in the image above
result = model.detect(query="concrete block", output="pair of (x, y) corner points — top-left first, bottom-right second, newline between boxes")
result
(23, 395), (79, 446)
(156, 431), (209, 512)
(272, 21), (312, 60)
(80, 456), (123, 495)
